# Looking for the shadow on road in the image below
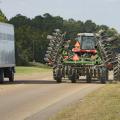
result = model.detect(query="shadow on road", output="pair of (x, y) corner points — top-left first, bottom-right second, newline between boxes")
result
(1, 79), (114, 85)
(1, 80), (58, 85)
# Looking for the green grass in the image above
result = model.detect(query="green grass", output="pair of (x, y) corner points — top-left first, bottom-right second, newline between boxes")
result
(16, 66), (51, 74)
(50, 84), (120, 120)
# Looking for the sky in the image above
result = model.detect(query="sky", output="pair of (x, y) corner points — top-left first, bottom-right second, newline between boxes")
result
(0, 0), (120, 31)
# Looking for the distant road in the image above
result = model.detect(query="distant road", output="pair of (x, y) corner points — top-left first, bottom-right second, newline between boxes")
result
(0, 72), (103, 120)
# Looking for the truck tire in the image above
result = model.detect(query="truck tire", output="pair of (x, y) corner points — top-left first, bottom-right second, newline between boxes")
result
(9, 70), (14, 82)
(0, 69), (4, 83)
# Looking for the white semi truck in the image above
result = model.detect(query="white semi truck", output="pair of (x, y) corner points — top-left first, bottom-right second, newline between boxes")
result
(0, 22), (15, 83)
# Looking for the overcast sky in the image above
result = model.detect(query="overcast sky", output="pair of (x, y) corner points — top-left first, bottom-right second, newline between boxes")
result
(0, 0), (120, 31)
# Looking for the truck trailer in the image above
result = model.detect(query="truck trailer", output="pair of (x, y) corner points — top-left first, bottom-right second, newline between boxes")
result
(0, 22), (15, 83)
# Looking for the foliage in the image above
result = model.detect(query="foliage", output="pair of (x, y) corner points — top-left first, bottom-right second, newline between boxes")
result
(0, 9), (8, 22)
(0, 10), (119, 65)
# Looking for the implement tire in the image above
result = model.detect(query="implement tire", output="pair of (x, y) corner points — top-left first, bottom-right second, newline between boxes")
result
(99, 67), (108, 84)
(69, 68), (77, 83)
(54, 68), (62, 83)
(86, 68), (91, 83)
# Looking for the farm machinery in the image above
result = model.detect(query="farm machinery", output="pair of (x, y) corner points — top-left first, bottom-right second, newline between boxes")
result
(44, 29), (120, 83)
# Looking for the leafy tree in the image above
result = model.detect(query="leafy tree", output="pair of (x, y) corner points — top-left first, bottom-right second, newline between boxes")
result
(15, 26), (33, 65)
(0, 9), (8, 22)
(98, 25), (109, 31)
(106, 28), (118, 37)
(8, 13), (120, 66)
(9, 14), (31, 28)
(84, 20), (97, 33)
(63, 19), (84, 38)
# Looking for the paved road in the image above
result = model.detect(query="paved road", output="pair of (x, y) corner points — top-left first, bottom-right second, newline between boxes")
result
(0, 72), (103, 120)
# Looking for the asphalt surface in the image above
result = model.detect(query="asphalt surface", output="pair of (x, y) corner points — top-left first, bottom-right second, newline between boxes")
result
(0, 72), (104, 120)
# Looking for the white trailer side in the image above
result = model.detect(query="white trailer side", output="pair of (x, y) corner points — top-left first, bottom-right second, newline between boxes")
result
(0, 22), (15, 83)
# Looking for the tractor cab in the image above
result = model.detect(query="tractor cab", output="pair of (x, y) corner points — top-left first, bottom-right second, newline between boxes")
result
(73, 33), (97, 54)
(54, 32), (100, 65)
(65, 33), (101, 64)
(76, 33), (96, 50)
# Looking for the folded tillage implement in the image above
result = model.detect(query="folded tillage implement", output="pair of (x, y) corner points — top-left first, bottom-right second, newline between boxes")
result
(44, 29), (119, 83)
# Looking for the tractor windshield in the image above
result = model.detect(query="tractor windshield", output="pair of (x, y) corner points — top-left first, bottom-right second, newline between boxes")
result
(81, 36), (95, 50)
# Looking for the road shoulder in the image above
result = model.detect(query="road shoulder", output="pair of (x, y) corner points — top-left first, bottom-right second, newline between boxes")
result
(25, 84), (103, 120)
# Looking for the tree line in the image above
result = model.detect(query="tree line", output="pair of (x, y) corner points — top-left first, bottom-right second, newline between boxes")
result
(0, 10), (120, 65)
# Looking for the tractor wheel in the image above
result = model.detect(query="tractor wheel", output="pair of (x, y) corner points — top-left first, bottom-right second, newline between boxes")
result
(76, 74), (79, 80)
(99, 67), (108, 84)
(65, 66), (69, 76)
(100, 78), (106, 84)
(86, 76), (91, 83)
(68, 67), (72, 80)
(86, 68), (91, 83)
(76, 69), (79, 80)
(68, 68), (77, 83)
(62, 66), (65, 78)
(53, 67), (56, 80)
(106, 69), (109, 81)
(54, 68), (62, 83)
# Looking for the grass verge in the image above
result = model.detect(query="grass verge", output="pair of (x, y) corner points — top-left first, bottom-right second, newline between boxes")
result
(16, 66), (51, 74)
(50, 84), (120, 120)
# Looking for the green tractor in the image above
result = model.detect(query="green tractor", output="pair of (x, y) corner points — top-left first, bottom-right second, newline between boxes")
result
(44, 30), (117, 83)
